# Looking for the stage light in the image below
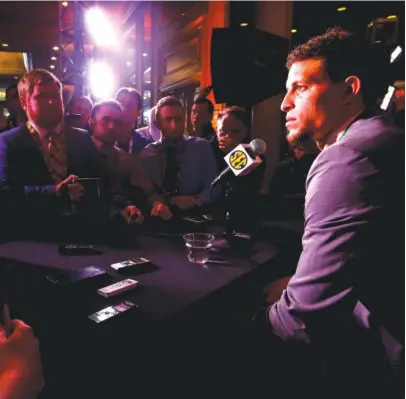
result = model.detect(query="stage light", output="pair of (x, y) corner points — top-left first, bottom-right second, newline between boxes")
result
(85, 8), (118, 48)
(53, 46), (59, 51)
(88, 61), (116, 100)
(337, 7), (346, 12)
(49, 65), (55, 69)
(1, 43), (8, 47)
(51, 56), (57, 61)
(291, 29), (297, 33)
(61, 2), (68, 7)
(240, 23), (248, 27)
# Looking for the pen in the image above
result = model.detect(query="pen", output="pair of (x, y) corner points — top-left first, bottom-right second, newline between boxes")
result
(2, 303), (12, 338)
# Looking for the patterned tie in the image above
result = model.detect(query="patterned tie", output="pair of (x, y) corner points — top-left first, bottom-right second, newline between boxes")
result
(44, 131), (67, 183)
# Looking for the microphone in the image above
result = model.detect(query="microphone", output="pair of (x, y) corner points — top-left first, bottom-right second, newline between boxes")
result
(211, 139), (266, 186)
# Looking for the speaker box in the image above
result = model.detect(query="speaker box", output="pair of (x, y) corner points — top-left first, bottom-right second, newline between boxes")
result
(210, 27), (289, 106)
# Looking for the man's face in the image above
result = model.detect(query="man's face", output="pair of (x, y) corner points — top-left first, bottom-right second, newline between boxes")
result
(5, 88), (20, 117)
(156, 105), (185, 140)
(191, 103), (212, 130)
(91, 105), (122, 144)
(20, 82), (63, 129)
(116, 92), (141, 125)
(281, 58), (347, 146)
(69, 97), (92, 128)
(216, 115), (248, 153)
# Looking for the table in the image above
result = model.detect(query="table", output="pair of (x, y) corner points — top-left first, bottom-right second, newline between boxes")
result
(0, 222), (284, 398)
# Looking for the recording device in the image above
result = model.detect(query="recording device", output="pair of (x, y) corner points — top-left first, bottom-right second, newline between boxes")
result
(97, 279), (139, 298)
(58, 244), (102, 256)
(111, 258), (156, 275)
(46, 265), (106, 285)
(88, 301), (138, 323)
(211, 139), (267, 186)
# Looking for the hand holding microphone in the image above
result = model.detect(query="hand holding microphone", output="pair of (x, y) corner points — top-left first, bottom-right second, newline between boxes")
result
(211, 139), (267, 186)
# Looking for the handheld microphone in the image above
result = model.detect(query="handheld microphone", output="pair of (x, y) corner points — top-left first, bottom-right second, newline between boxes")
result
(211, 139), (266, 186)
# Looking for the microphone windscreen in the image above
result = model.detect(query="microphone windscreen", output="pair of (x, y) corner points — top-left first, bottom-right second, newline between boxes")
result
(249, 139), (266, 155)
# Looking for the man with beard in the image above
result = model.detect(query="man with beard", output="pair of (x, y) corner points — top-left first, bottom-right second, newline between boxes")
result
(0, 69), (108, 237)
(258, 27), (404, 398)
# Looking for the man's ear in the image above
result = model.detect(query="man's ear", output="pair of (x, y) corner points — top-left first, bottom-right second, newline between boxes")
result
(153, 119), (161, 131)
(19, 95), (28, 112)
(89, 117), (95, 131)
(344, 75), (362, 103)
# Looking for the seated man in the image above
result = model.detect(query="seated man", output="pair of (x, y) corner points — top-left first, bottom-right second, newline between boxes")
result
(0, 69), (134, 240)
(139, 97), (219, 215)
(115, 88), (153, 156)
(89, 99), (172, 222)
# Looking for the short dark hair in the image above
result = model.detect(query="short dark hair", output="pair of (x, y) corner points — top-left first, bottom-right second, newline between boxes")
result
(68, 95), (93, 113)
(193, 97), (214, 114)
(90, 100), (122, 120)
(18, 69), (62, 99)
(286, 27), (392, 107)
(217, 106), (250, 130)
(155, 96), (183, 119)
(5, 84), (18, 98)
(115, 87), (143, 109)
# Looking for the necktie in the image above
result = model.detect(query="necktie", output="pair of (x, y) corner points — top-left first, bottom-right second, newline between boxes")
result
(45, 131), (67, 183)
(162, 147), (179, 196)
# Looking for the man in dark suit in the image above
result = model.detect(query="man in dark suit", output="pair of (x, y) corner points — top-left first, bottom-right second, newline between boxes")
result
(257, 28), (404, 398)
(0, 69), (131, 239)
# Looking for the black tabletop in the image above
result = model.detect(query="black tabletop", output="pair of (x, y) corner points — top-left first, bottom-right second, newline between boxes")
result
(0, 220), (293, 399)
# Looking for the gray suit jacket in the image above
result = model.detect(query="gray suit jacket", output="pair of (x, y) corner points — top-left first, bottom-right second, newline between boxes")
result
(268, 115), (404, 397)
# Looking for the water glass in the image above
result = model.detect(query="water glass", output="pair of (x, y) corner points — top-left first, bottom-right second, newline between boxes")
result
(183, 233), (215, 264)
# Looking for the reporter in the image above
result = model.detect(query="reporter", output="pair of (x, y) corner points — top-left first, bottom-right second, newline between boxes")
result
(0, 319), (44, 399)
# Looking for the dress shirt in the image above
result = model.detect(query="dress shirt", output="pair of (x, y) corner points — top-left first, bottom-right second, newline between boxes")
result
(139, 135), (219, 204)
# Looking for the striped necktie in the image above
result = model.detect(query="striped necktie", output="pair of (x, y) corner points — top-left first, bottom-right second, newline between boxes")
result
(44, 131), (67, 183)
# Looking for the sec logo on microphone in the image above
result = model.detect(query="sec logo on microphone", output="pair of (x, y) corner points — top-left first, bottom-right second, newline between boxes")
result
(229, 150), (248, 170)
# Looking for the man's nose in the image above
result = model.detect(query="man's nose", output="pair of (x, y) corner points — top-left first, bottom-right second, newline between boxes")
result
(281, 93), (293, 113)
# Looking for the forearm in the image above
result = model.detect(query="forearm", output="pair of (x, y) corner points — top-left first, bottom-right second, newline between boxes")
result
(23, 185), (59, 197)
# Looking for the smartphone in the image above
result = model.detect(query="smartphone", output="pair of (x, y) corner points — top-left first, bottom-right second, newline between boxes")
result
(88, 301), (138, 323)
(70, 178), (101, 199)
(46, 266), (106, 285)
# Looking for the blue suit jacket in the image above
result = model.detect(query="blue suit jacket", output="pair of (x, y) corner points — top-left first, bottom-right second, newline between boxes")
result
(268, 115), (404, 396)
(0, 124), (105, 227)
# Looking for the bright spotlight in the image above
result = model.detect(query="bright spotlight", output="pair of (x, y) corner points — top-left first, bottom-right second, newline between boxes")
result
(85, 8), (118, 48)
(88, 61), (116, 100)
